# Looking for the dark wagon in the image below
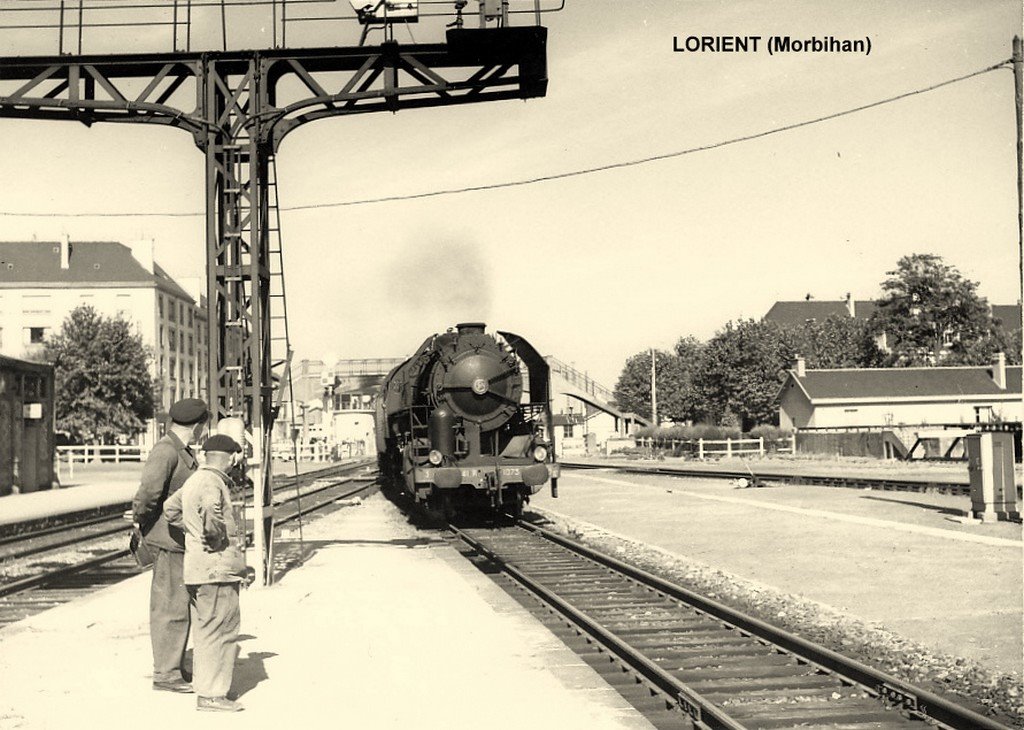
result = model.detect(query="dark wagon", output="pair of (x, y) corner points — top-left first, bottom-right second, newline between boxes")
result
(0, 355), (55, 495)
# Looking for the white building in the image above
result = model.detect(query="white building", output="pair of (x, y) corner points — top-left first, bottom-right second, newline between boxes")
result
(779, 355), (1022, 430)
(0, 238), (208, 444)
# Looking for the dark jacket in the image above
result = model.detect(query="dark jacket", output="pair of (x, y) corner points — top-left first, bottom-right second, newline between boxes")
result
(132, 432), (198, 552)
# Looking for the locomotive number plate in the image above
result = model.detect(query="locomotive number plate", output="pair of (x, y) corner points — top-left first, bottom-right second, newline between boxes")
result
(500, 468), (521, 477)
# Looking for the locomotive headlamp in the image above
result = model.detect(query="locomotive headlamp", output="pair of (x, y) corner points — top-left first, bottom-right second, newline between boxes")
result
(532, 445), (548, 462)
(428, 449), (443, 465)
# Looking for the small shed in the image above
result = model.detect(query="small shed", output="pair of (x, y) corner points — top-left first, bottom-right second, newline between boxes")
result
(0, 355), (55, 495)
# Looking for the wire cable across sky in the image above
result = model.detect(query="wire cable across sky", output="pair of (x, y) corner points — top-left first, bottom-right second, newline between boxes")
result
(0, 57), (1011, 219)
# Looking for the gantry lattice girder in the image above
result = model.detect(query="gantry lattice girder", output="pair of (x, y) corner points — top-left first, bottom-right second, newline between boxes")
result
(0, 27), (548, 150)
(0, 26), (548, 581)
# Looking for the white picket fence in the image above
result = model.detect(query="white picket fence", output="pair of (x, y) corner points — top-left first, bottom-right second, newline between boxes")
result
(56, 444), (150, 480)
(636, 435), (796, 459)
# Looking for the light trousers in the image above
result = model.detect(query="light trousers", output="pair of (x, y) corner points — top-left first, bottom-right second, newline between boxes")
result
(150, 548), (191, 682)
(188, 582), (241, 698)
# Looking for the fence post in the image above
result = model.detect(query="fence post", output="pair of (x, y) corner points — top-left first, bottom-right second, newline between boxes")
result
(759, 436), (765, 457)
(790, 432), (796, 454)
(115, 446), (120, 464)
(698, 438), (704, 460)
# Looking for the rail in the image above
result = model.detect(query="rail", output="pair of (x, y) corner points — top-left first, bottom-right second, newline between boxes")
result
(452, 521), (1011, 730)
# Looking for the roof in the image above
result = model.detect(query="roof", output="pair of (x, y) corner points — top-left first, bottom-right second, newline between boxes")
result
(788, 365), (1022, 401)
(763, 300), (873, 326)
(992, 304), (1021, 333)
(0, 241), (194, 303)
(0, 354), (53, 375)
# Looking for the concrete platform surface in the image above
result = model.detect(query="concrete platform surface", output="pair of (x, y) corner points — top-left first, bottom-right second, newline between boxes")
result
(531, 470), (1023, 675)
(0, 460), (356, 526)
(0, 494), (655, 730)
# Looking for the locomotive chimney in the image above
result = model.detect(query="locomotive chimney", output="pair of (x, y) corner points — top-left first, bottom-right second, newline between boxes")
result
(455, 322), (486, 335)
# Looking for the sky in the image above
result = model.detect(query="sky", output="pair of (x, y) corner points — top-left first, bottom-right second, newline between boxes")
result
(0, 0), (1020, 386)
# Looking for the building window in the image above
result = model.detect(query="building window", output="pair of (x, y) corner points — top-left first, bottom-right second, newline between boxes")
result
(24, 327), (47, 344)
(188, 308), (193, 327)
(563, 424), (574, 438)
(188, 335), (193, 355)
(158, 295), (164, 318)
(168, 329), (177, 349)
(159, 326), (164, 347)
(168, 299), (176, 322)
(179, 302), (184, 322)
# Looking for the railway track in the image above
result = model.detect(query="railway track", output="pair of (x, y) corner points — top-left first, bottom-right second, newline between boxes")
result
(451, 521), (1010, 730)
(0, 460), (376, 628)
(560, 461), (985, 497)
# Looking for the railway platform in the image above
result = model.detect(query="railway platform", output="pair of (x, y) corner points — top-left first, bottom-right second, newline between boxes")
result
(0, 493), (655, 730)
(0, 460), (356, 528)
(532, 466), (1023, 676)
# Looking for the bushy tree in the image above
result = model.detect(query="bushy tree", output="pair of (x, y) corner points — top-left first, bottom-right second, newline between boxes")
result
(43, 305), (155, 443)
(693, 319), (794, 430)
(785, 314), (885, 369)
(614, 342), (703, 424)
(870, 254), (997, 365)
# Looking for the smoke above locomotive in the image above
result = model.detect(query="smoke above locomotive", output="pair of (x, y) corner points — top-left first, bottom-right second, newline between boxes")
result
(375, 323), (559, 519)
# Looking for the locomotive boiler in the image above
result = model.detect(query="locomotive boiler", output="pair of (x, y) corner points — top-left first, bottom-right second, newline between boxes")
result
(375, 323), (558, 518)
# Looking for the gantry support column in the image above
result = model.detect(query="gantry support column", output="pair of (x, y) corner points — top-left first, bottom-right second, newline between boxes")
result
(203, 57), (275, 583)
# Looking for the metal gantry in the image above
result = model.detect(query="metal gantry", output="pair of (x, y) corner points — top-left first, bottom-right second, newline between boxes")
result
(0, 25), (548, 582)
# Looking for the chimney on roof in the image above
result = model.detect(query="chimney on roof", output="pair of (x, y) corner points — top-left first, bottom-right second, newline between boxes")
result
(128, 238), (155, 275)
(792, 355), (806, 378)
(59, 234), (70, 270)
(845, 292), (854, 317)
(992, 352), (1006, 389)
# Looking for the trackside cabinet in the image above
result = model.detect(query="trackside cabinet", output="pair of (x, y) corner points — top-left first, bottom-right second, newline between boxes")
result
(966, 432), (1020, 522)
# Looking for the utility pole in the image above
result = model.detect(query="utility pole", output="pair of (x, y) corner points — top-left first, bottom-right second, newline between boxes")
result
(1013, 36), (1023, 343)
(650, 348), (658, 427)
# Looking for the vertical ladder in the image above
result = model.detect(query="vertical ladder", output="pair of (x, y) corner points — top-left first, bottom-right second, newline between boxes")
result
(266, 155), (305, 559)
(267, 154), (294, 421)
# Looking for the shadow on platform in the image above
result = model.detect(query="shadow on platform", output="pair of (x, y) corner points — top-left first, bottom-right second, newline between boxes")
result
(859, 494), (966, 516)
(232, 642), (277, 699)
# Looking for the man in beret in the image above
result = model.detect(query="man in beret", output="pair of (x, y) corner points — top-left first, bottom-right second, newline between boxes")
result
(132, 398), (209, 693)
(163, 434), (249, 712)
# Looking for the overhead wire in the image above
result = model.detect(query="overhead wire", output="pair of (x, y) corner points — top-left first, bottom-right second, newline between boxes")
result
(0, 58), (1011, 219)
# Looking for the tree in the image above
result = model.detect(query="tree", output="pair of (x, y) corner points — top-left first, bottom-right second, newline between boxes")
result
(43, 305), (156, 443)
(870, 254), (998, 365)
(613, 343), (703, 424)
(693, 319), (794, 429)
(785, 315), (885, 369)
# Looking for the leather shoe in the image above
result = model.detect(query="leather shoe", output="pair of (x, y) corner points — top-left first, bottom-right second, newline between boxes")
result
(153, 679), (193, 693)
(197, 696), (243, 712)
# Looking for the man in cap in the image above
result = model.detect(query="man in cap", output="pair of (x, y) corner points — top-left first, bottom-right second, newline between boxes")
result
(132, 397), (208, 693)
(163, 434), (249, 712)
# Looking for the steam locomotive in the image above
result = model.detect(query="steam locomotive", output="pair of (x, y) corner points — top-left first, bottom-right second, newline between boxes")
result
(374, 323), (558, 518)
